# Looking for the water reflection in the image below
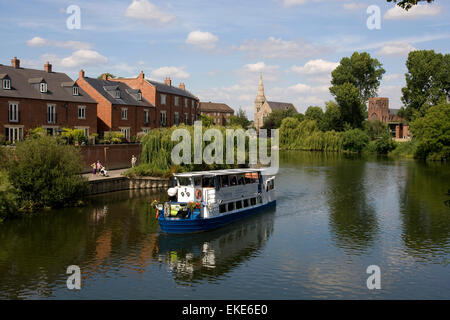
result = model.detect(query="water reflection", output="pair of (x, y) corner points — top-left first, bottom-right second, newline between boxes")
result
(155, 208), (275, 285)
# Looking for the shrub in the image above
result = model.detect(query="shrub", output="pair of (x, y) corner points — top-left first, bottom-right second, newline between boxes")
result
(374, 133), (396, 154)
(8, 135), (88, 209)
(104, 131), (125, 144)
(388, 141), (416, 158)
(341, 129), (369, 153)
(0, 170), (18, 221)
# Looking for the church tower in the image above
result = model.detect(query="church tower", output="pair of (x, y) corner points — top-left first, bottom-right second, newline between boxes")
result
(254, 74), (266, 131)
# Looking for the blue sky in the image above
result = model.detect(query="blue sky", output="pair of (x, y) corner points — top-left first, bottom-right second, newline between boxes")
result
(0, 0), (448, 118)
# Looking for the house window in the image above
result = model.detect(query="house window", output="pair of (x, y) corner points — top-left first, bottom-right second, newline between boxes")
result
(144, 109), (149, 124)
(184, 98), (188, 107)
(3, 79), (11, 89)
(78, 106), (86, 119)
(191, 114), (195, 124)
(161, 94), (166, 105)
(75, 127), (89, 137)
(184, 113), (188, 124)
(8, 102), (19, 122)
(40, 82), (48, 93)
(174, 96), (179, 106)
(174, 112), (179, 126)
(137, 92), (142, 101)
(121, 108), (128, 120)
(120, 127), (130, 140)
(5, 126), (23, 143)
(160, 111), (167, 126)
(142, 128), (150, 134)
(115, 90), (121, 99)
(47, 104), (56, 123)
(73, 86), (79, 96)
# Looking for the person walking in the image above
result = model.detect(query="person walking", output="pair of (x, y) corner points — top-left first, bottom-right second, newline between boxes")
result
(96, 160), (102, 175)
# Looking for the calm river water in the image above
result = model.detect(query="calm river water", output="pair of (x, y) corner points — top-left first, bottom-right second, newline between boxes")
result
(1, 151), (450, 299)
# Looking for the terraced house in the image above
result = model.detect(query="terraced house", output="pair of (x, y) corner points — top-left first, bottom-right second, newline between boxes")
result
(76, 71), (154, 140)
(0, 57), (97, 143)
(199, 102), (234, 125)
(109, 71), (200, 127)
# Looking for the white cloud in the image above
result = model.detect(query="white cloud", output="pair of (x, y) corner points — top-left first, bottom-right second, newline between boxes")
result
(384, 4), (443, 20)
(26, 37), (92, 50)
(237, 36), (328, 60)
(150, 66), (190, 80)
(383, 73), (403, 82)
(283, 0), (307, 7)
(376, 42), (416, 56)
(125, 0), (175, 25)
(237, 61), (280, 82)
(186, 31), (218, 50)
(60, 50), (108, 68)
(290, 59), (338, 75)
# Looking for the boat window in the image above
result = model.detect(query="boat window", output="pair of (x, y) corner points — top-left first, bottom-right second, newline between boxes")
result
(221, 175), (229, 187)
(245, 172), (258, 184)
(177, 177), (192, 186)
(219, 204), (227, 213)
(193, 177), (202, 186)
(230, 175), (237, 186)
(243, 199), (249, 207)
(203, 176), (215, 188)
(227, 202), (235, 211)
(237, 174), (245, 185)
(250, 198), (256, 206)
(236, 200), (242, 209)
(257, 196), (262, 204)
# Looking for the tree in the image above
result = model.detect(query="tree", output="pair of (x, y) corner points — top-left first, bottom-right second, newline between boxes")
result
(321, 101), (343, 132)
(386, 0), (434, 10)
(330, 52), (385, 106)
(363, 119), (389, 140)
(228, 107), (251, 128)
(293, 113), (305, 123)
(341, 129), (370, 153)
(375, 132), (396, 154)
(332, 83), (366, 128)
(0, 170), (18, 221)
(262, 107), (296, 130)
(97, 73), (116, 79)
(305, 106), (324, 123)
(401, 50), (450, 120)
(200, 114), (214, 127)
(410, 102), (450, 161)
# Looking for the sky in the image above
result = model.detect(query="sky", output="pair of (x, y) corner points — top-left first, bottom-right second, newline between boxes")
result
(0, 0), (448, 119)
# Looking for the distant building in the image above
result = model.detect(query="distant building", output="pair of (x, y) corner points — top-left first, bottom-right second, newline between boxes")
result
(0, 57), (97, 143)
(76, 71), (153, 140)
(254, 74), (297, 131)
(368, 97), (410, 140)
(199, 102), (234, 125)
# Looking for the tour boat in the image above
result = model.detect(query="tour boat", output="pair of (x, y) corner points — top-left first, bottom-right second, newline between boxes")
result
(155, 168), (276, 234)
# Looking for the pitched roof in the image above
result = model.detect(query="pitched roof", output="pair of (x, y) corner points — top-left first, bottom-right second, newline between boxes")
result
(146, 79), (198, 100)
(82, 77), (154, 107)
(267, 101), (297, 113)
(0, 64), (95, 104)
(389, 108), (400, 115)
(200, 102), (234, 113)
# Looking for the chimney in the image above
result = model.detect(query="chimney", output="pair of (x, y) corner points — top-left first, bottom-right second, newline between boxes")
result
(44, 61), (52, 73)
(11, 57), (20, 69)
(179, 82), (185, 90)
(79, 69), (85, 79)
(138, 71), (145, 79)
(102, 73), (109, 80)
(164, 77), (172, 86)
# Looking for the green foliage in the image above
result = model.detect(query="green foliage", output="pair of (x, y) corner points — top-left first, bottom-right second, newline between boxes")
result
(97, 73), (116, 79)
(321, 101), (343, 132)
(305, 106), (324, 123)
(8, 135), (88, 209)
(401, 50), (450, 120)
(262, 107), (296, 130)
(331, 82), (366, 128)
(0, 170), (18, 221)
(388, 141), (417, 158)
(200, 114), (214, 127)
(330, 52), (385, 105)
(410, 102), (450, 161)
(103, 131), (125, 144)
(374, 133), (397, 154)
(341, 129), (369, 153)
(228, 107), (251, 128)
(61, 128), (87, 145)
(386, 0), (434, 10)
(363, 119), (389, 140)
(30, 127), (47, 138)
(293, 113), (305, 123)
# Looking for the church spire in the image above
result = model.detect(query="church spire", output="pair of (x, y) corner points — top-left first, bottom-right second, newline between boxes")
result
(255, 73), (265, 104)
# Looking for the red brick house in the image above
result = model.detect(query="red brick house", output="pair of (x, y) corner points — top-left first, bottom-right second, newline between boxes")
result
(76, 71), (154, 140)
(368, 97), (410, 140)
(0, 57), (97, 143)
(109, 72), (199, 127)
(199, 102), (234, 125)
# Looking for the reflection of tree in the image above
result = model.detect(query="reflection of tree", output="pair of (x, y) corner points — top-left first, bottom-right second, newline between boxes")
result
(326, 158), (378, 253)
(154, 209), (275, 285)
(399, 162), (450, 255)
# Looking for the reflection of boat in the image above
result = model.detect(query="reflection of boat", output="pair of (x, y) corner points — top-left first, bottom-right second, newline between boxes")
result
(156, 169), (276, 233)
(155, 208), (275, 282)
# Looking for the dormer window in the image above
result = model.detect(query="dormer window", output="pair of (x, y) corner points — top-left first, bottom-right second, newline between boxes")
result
(40, 82), (47, 93)
(115, 90), (120, 99)
(3, 79), (11, 90)
(137, 92), (142, 101)
(73, 86), (79, 96)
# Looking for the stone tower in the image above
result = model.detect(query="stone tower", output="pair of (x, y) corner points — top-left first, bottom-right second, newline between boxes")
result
(254, 74), (266, 131)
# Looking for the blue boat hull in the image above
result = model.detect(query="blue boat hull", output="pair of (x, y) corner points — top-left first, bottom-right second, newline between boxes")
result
(158, 200), (276, 234)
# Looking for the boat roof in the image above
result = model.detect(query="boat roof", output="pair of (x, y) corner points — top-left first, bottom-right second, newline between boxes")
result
(173, 168), (266, 178)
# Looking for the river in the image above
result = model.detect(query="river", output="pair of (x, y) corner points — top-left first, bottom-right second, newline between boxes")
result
(1, 151), (449, 299)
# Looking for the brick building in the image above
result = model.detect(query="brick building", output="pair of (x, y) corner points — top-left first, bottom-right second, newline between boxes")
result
(368, 97), (410, 140)
(0, 57), (97, 143)
(109, 72), (199, 127)
(76, 71), (154, 140)
(199, 102), (234, 125)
